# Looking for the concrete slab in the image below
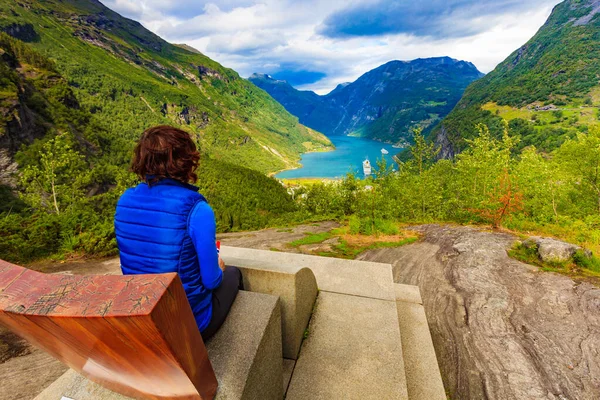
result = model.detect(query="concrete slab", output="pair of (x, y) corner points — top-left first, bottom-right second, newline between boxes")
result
(394, 283), (423, 304)
(34, 370), (132, 400)
(396, 301), (446, 400)
(282, 358), (295, 396)
(222, 246), (395, 301)
(207, 291), (283, 400)
(286, 291), (408, 400)
(234, 265), (317, 359)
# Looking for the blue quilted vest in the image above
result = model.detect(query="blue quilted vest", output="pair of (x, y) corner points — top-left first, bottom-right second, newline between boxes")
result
(114, 178), (213, 331)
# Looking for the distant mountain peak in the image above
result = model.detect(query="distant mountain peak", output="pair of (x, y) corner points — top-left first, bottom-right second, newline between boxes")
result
(250, 57), (482, 143)
(249, 73), (288, 84)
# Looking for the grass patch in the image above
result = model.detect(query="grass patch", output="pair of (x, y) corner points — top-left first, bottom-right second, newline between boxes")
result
(288, 232), (332, 247)
(508, 241), (600, 282)
(286, 219), (419, 258)
(573, 250), (600, 274)
(317, 236), (418, 259)
(482, 101), (600, 129)
(280, 178), (341, 186)
(349, 215), (399, 236)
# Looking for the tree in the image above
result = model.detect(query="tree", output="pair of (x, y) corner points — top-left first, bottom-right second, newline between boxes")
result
(556, 126), (600, 214)
(19, 134), (86, 214)
(455, 122), (519, 209)
(404, 127), (440, 218)
(514, 147), (570, 223)
(471, 168), (524, 229)
(408, 127), (439, 176)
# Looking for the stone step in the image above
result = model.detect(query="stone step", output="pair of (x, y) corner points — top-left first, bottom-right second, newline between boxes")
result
(283, 358), (295, 396)
(222, 246), (396, 300)
(208, 291), (282, 400)
(286, 291), (409, 400)
(394, 284), (446, 400)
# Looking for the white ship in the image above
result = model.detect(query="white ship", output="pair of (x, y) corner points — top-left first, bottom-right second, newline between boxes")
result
(381, 148), (389, 155)
(363, 158), (372, 176)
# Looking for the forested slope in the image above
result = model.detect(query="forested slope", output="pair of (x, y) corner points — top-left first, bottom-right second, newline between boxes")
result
(434, 0), (600, 157)
(0, 0), (329, 262)
(0, 0), (331, 173)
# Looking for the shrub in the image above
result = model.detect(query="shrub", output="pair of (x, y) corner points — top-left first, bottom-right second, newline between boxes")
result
(573, 250), (600, 273)
(348, 215), (399, 236)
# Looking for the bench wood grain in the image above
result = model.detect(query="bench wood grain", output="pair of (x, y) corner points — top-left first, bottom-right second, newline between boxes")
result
(0, 259), (217, 400)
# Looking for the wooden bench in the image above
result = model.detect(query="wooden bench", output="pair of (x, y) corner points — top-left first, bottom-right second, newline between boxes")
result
(0, 259), (217, 399)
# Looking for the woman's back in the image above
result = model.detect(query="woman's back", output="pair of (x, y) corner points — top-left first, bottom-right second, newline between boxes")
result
(115, 178), (220, 331)
(115, 125), (238, 340)
(116, 179), (203, 273)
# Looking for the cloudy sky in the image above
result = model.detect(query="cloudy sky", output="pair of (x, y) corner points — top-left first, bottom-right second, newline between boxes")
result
(104, 0), (562, 94)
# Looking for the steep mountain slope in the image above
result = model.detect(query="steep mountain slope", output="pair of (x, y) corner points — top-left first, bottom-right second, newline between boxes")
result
(0, 31), (95, 216)
(250, 57), (483, 144)
(434, 0), (600, 157)
(0, 0), (331, 174)
(0, 0), (330, 261)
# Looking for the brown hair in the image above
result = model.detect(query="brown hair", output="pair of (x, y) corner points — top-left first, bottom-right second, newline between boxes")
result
(132, 125), (200, 185)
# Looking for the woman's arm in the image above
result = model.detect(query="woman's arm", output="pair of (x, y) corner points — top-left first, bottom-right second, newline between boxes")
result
(188, 201), (223, 290)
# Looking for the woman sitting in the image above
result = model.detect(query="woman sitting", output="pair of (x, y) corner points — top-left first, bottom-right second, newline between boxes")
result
(114, 125), (241, 341)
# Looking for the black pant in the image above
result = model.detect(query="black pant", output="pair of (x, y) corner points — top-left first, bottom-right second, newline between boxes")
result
(201, 266), (242, 342)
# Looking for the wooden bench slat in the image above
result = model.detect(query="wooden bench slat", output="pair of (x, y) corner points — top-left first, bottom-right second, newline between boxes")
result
(0, 259), (217, 400)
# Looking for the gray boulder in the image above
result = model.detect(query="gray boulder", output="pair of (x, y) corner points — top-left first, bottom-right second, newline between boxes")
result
(524, 236), (589, 263)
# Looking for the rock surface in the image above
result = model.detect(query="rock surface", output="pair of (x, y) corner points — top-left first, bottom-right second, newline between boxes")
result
(359, 225), (600, 400)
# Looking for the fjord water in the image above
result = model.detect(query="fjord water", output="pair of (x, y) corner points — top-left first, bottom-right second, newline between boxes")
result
(276, 136), (398, 179)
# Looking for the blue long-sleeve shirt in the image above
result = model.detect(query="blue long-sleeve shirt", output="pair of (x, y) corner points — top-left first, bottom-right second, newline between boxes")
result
(115, 178), (222, 332)
(188, 201), (223, 290)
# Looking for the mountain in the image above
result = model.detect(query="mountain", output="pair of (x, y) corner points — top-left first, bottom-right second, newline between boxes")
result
(0, 0), (334, 261)
(434, 0), (600, 157)
(250, 57), (483, 144)
(0, 0), (332, 175)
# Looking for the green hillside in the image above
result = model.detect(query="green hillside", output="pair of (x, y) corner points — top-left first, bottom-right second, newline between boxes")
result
(434, 0), (600, 157)
(0, 0), (332, 262)
(0, 0), (331, 173)
(0, 31), (303, 262)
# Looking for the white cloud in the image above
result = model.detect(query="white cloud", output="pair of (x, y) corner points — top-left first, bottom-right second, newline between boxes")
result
(103, 0), (561, 94)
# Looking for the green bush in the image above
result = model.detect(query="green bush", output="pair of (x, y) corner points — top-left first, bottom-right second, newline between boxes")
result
(349, 215), (361, 234)
(348, 215), (399, 236)
(573, 250), (600, 273)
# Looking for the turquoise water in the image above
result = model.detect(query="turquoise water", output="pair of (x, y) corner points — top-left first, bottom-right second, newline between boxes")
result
(276, 136), (399, 179)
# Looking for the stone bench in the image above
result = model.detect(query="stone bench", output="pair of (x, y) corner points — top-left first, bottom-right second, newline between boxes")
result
(225, 257), (318, 360)
(0, 259), (282, 400)
(222, 247), (409, 399)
